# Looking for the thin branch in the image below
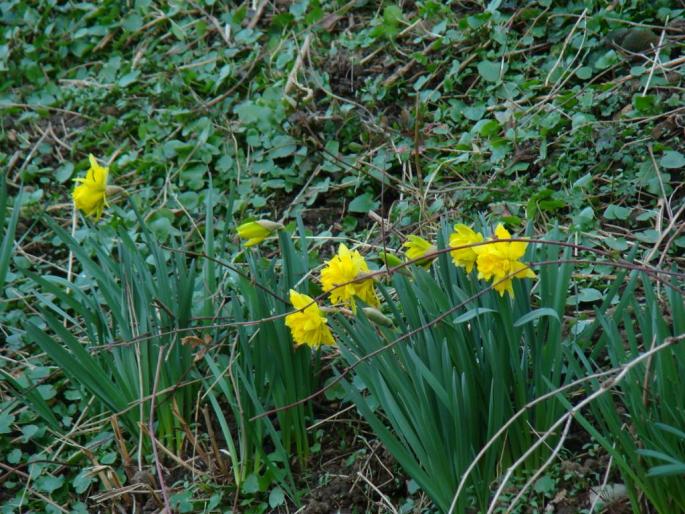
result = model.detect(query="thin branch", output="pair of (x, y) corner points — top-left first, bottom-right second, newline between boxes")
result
(284, 32), (313, 103)
(642, 20), (668, 96)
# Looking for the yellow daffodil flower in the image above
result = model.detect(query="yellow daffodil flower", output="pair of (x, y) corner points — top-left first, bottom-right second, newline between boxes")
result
(285, 289), (335, 348)
(474, 224), (536, 297)
(237, 220), (283, 247)
(72, 154), (109, 219)
(449, 224), (484, 273)
(320, 243), (379, 309)
(402, 235), (437, 268)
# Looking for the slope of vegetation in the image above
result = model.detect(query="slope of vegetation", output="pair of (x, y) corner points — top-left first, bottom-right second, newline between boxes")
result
(1, 1), (684, 512)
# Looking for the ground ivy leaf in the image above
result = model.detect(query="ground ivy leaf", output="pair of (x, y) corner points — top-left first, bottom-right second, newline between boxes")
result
(36, 475), (64, 494)
(241, 474), (260, 494)
(604, 237), (628, 251)
(0, 412), (15, 434)
(635, 229), (659, 244)
(462, 104), (486, 121)
(575, 66), (592, 79)
(118, 70), (140, 88)
(577, 288), (603, 303)
(73, 470), (95, 494)
(603, 204), (632, 220)
(56, 162), (74, 183)
(21, 424), (40, 442)
(477, 60), (502, 82)
(348, 193), (378, 213)
(7, 448), (21, 464)
(121, 13), (143, 32)
(534, 475), (555, 495)
(38, 384), (57, 400)
(661, 151), (685, 169)
(269, 487), (285, 508)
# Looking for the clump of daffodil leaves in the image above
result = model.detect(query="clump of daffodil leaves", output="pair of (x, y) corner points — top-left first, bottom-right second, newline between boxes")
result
(238, 221), (537, 349)
(70, 161), (538, 349)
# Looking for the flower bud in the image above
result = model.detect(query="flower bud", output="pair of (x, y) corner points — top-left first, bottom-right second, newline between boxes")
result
(378, 251), (403, 268)
(105, 185), (125, 196)
(255, 220), (284, 232)
(362, 307), (393, 327)
(403, 235), (437, 268)
(237, 219), (283, 247)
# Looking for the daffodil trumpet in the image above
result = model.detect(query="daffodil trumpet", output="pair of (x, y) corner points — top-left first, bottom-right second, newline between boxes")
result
(473, 224), (536, 298)
(320, 243), (380, 309)
(285, 289), (335, 348)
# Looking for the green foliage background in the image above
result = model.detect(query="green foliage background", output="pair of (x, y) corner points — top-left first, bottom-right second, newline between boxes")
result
(1, 0), (684, 512)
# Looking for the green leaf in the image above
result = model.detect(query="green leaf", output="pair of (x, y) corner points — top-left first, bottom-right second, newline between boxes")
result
(55, 162), (74, 183)
(121, 13), (143, 32)
(638, 449), (681, 465)
(348, 193), (378, 213)
(577, 288), (603, 303)
(118, 70), (140, 87)
(635, 229), (659, 243)
(603, 204), (632, 220)
(661, 151), (685, 169)
(595, 50), (618, 69)
(169, 19), (187, 40)
(21, 424), (40, 441)
(7, 448), (21, 464)
(575, 66), (592, 80)
(604, 237), (628, 251)
(149, 216), (174, 241)
(0, 177), (21, 293)
(573, 206), (594, 228)
(573, 173), (593, 189)
(533, 475), (555, 495)
(474, 119), (500, 137)
(462, 104), (486, 121)
(477, 60), (502, 82)
(633, 94), (659, 114)
(269, 135), (297, 159)
(514, 308), (560, 327)
(0, 411), (14, 434)
(654, 422), (685, 440)
(241, 473), (260, 494)
(234, 101), (272, 125)
(453, 307), (496, 324)
(269, 487), (285, 508)
(101, 452), (117, 465)
(647, 464), (685, 477)
(383, 5), (404, 26)
(38, 384), (57, 400)
(73, 469), (95, 494)
(0, 370), (61, 430)
(36, 475), (64, 494)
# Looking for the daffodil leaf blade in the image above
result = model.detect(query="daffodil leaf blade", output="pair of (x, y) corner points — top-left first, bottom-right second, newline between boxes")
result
(453, 307), (496, 324)
(513, 307), (560, 327)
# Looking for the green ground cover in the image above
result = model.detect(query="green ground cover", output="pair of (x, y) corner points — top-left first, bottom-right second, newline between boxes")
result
(1, 0), (684, 512)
